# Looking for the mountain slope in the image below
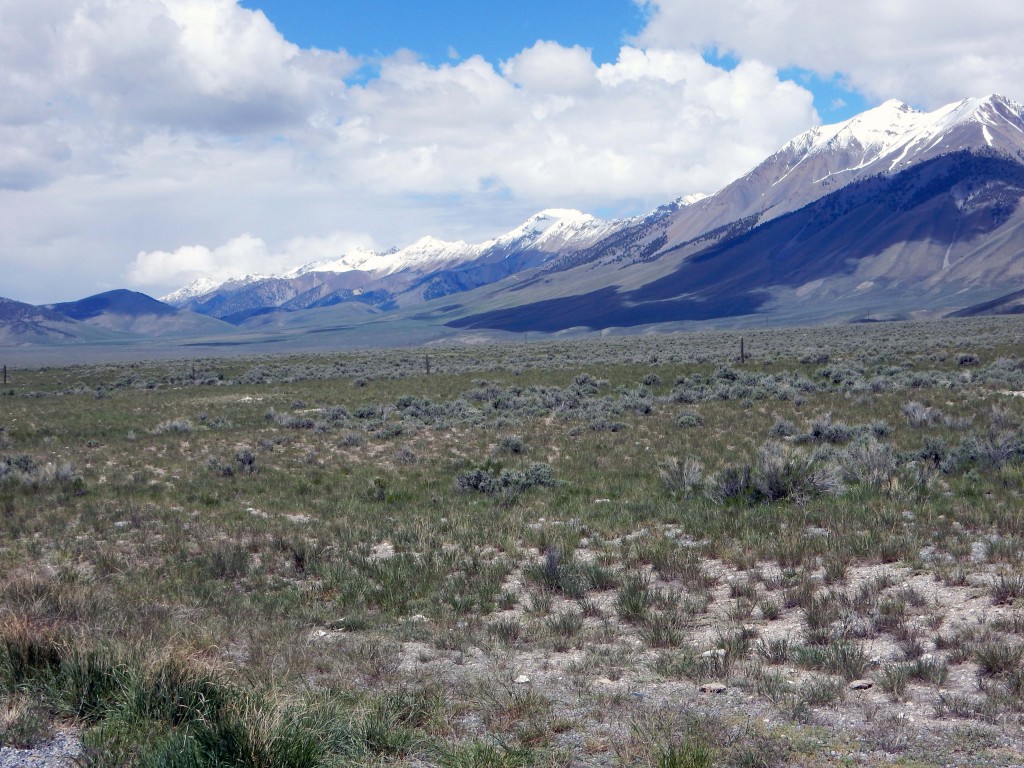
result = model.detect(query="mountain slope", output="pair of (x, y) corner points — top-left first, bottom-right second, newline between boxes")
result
(0, 297), (119, 344)
(50, 290), (177, 320)
(448, 149), (1024, 331)
(48, 290), (236, 338)
(541, 95), (1024, 274)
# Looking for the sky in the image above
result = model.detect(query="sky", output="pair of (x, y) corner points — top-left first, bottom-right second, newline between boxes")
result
(2, 1), (1023, 304)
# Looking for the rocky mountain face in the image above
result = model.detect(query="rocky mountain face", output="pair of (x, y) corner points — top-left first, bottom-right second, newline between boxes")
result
(445, 95), (1024, 331)
(451, 149), (1024, 331)
(529, 95), (1024, 274)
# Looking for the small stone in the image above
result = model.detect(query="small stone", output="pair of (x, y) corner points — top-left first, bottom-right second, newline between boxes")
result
(700, 649), (727, 659)
(409, 614), (429, 623)
(849, 679), (874, 690)
(595, 677), (614, 685)
(514, 675), (531, 685)
(971, 541), (987, 562)
(700, 682), (727, 694)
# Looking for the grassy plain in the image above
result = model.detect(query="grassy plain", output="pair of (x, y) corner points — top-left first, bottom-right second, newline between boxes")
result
(4, 317), (1024, 766)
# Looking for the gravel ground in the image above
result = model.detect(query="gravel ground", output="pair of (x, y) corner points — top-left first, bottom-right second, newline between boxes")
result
(0, 731), (81, 768)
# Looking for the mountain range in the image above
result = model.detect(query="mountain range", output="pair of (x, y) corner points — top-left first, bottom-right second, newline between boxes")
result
(5, 94), (1024, 351)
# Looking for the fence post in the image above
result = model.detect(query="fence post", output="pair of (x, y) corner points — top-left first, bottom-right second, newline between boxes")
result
(740, 337), (745, 365)
(424, 354), (431, 375)
(2, 365), (6, 385)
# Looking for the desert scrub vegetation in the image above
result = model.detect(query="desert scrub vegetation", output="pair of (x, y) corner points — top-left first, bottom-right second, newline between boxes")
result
(5, 317), (1024, 765)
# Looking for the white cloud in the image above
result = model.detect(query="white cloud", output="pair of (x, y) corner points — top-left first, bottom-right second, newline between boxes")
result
(0, 0), (822, 303)
(35, 0), (354, 132)
(502, 41), (598, 93)
(129, 232), (377, 291)
(636, 0), (1024, 108)
(332, 45), (815, 202)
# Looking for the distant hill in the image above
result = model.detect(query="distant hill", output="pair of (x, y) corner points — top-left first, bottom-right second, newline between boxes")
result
(46, 290), (237, 338)
(0, 297), (111, 344)
(48, 289), (177, 320)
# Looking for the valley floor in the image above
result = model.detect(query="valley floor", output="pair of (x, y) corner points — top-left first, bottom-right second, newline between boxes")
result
(3, 318), (1024, 766)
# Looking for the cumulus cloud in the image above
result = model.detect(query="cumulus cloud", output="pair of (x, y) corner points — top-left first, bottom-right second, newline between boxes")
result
(332, 44), (815, 202)
(0, 0), (356, 135)
(0, 0), (822, 303)
(502, 41), (598, 93)
(129, 232), (377, 292)
(636, 0), (1024, 108)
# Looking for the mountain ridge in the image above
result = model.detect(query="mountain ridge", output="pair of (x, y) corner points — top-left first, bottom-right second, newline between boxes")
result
(7, 93), (1024, 349)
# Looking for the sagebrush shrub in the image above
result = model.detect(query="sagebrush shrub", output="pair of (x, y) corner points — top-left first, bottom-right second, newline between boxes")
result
(755, 441), (841, 501)
(659, 457), (704, 495)
(455, 462), (555, 495)
(675, 410), (704, 428)
(903, 401), (942, 428)
(840, 438), (896, 487)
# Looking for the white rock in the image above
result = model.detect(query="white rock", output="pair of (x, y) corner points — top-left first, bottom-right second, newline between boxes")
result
(369, 542), (396, 560)
(700, 682), (727, 694)
(700, 649), (727, 659)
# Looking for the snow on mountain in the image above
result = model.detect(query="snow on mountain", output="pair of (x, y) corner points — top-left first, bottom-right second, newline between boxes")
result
(161, 94), (1024, 315)
(677, 193), (710, 206)
(285, 246), (381, 278)
(161, 278), (223, 304)
(164, 209), (621, 307)
(774, 94), (1024, 188)
(656, 94), (1024, 248)
(481, 209), (621, 254)
(384, 235), (480, 272)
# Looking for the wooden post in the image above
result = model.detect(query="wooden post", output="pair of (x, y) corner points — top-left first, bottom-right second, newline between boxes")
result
(424, 354), (431, 375)
(740, 337), (745, 365)
(2, 366), (5, 385)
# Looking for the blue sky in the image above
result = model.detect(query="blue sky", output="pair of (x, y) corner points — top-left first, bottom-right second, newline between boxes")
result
(2, 0), (1020, 303)
(241, 0), (648, 69)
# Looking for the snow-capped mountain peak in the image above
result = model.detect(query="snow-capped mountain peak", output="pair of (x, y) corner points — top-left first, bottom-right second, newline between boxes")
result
(160, 277), (225, 304)
(384, 235), (478, 273)
(677, 193), (710, 206)
(479, 208), (615, 254)
(783, 94), (1024, 173)
(285, 246), (380, 278)
(160, 209), (622, 308)
(657, 93), (1024, 253)
(740, 93), (1024, 213)
(785, 99), (930, 163)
